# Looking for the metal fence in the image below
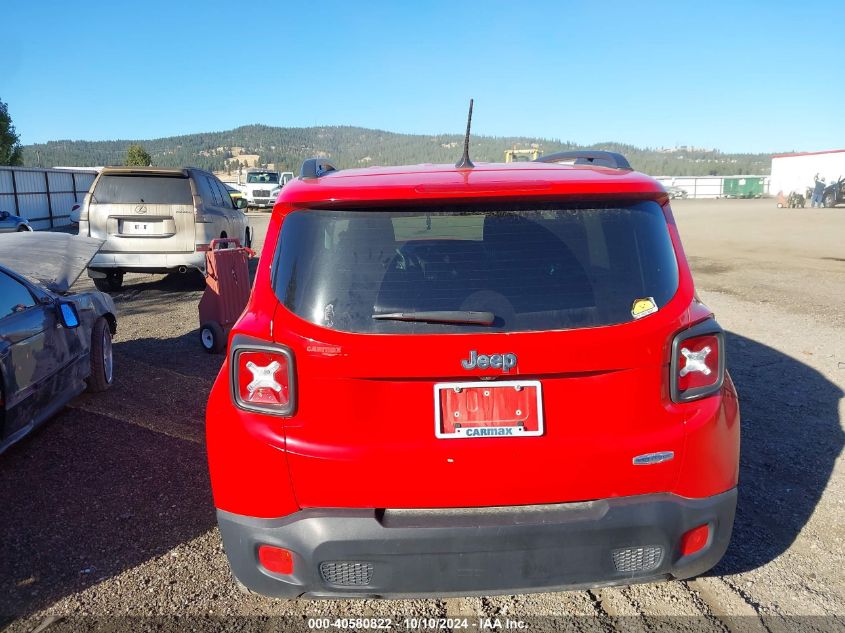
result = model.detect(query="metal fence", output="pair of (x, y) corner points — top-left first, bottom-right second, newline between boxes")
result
(654, 175), (770, 199)
(0, 166), (99, 230)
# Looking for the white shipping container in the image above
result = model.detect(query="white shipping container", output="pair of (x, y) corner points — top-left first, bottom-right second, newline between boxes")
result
(770, 150), (845, 196)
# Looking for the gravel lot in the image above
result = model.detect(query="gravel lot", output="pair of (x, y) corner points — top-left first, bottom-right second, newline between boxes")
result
(1, 200), (843, 632)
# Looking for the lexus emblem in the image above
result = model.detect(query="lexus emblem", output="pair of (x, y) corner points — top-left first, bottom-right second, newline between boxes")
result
(135, 204), (147, 214)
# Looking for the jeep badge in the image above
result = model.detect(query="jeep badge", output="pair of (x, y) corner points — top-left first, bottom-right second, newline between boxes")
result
(461, 350), (517, 372)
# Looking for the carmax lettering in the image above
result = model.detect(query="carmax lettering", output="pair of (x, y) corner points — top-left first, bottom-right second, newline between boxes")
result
(466, 427), (515, 437)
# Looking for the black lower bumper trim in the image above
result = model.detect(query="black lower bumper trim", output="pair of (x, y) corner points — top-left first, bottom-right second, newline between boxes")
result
(217, 489), (737, 598)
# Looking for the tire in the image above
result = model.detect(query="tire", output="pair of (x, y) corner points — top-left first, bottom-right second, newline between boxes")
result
(86, 317), (114, 392)
(93, 271), (124, 292)
(17, 224), (31, 232)
(200, 321), (226, 354)
(823, 193), (836, 208)
(244, 227), (252, 249)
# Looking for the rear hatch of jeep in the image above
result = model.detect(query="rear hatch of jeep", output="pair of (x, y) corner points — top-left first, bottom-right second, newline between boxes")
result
(86, 170), (195, 255)
(269, 199), (692, 509)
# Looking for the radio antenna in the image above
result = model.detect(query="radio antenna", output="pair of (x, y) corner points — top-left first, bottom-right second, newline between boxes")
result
(455, 99), (475, 169)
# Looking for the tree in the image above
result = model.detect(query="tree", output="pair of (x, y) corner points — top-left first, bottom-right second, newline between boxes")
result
(125, 144), (152, 166)
(0, 99), (23, 166)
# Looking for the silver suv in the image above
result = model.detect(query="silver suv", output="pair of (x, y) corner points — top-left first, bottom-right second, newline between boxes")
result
(79, 167), (250, 291)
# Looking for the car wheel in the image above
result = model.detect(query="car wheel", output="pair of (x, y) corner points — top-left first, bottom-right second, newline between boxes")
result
(17, 224), (31, 231)
(200, 321), (226, 354)
(93, 271), (124, 292)
(86, 317), (114, 392)
(823, 193), (836, 208)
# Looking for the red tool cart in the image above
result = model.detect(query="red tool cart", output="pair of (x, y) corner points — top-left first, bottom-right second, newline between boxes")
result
(199, 238), (254, 353)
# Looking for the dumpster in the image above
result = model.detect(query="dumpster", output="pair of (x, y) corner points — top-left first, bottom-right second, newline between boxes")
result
(723, 177), (765, 198)
(198, 238), (254, 353)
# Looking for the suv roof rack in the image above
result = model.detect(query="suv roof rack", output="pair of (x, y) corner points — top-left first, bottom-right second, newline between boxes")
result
(300, 158), (338, 179)
(534, 150), (632, 171)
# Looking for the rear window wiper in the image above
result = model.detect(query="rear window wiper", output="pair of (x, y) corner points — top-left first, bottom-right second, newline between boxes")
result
(372, 310), (495, 325)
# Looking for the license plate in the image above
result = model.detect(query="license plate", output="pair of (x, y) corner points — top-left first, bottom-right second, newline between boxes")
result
(120, 220), (160, 235)
(434, 380), (543, 439)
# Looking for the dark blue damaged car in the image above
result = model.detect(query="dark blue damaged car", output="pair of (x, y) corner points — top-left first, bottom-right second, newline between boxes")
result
(0, 232), (117, 454)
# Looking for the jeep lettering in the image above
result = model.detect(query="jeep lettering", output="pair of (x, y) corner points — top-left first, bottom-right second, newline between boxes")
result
(461, 350), (517, 372)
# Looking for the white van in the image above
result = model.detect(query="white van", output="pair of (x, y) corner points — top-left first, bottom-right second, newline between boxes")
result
(79, 167), (250, 291)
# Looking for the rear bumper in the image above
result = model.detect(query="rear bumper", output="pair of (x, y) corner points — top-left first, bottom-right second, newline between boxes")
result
(217, 488), (736, 599)
(89, 251), (205, 272)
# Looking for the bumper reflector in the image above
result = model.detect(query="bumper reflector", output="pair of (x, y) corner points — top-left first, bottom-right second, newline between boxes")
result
(258, 545), (294, 575)
(680, 524), (710, 556)
(612, 546), (664, 573)
(320, 561), (374, 586)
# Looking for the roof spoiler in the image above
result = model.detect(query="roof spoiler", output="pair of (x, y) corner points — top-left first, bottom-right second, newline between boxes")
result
(300, 158), (338, 179)
(535, 150), (632, 171)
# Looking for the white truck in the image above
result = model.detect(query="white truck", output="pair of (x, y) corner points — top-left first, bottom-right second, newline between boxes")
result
(239, 169), (294, 208)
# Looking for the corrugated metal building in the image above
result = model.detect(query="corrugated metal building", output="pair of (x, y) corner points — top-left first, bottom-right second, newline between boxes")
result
(0, 166), (99, 230)
(769, 149), (845, 197)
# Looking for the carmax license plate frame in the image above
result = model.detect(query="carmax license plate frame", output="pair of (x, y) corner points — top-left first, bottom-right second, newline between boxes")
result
(434, 379), (544, 440)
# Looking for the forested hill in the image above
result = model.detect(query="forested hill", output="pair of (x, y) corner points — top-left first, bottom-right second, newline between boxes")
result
(22, 124), (772, 176)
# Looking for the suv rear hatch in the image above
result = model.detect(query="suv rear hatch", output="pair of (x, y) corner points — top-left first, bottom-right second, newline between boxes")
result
(270, 200), (691, 509)
(87, 172), (195, 254)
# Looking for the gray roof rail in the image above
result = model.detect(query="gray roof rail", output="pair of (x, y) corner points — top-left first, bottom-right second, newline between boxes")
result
(535, 150), (632, 170)
(300, 158), (338, 179)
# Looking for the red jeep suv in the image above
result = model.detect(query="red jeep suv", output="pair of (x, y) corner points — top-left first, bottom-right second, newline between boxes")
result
(206, 151), (740, 598)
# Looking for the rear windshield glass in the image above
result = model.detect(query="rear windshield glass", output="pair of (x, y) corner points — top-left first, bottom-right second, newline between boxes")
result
(92, 175), (192, 205)
(272, 202), (678, 334)
(247, 172), (280, 184)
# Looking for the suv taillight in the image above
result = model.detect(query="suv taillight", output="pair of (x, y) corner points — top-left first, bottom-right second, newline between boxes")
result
(230, 341), (296, 416)
(670, 320), (725, 403)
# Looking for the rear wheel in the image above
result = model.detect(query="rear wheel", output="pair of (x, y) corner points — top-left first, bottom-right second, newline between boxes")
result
(16, 224), (31, 232)
(200, 321), (226, 354)
(86, 318), (114, 392)
(823, 192), (836, 208)
(93, 271), (124, 292)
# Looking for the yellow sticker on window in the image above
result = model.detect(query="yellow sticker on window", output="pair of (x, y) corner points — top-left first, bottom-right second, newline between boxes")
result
(631, 297), (658, 319)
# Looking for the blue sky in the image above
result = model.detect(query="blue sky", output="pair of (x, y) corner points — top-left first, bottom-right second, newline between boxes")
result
(3, 0), (842, 152)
